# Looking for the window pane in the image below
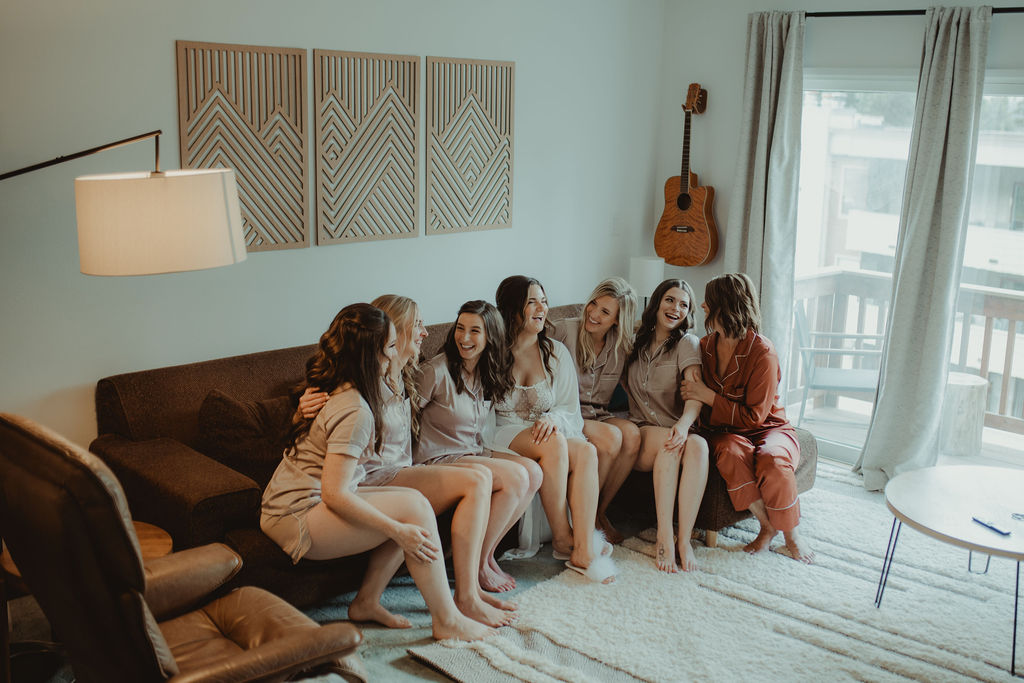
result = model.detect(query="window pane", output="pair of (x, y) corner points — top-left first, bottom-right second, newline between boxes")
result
(953, 94), (1024, 465)
(791, 90), (913, 461)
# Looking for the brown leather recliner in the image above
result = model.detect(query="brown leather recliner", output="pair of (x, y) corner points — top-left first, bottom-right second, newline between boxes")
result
(0, 413), (365, 683)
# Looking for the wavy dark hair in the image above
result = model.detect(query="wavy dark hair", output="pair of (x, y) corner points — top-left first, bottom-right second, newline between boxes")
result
(495, 275), (554, 377)
(627, 278), (696, 368)
(704, 272), (761, 338)
(443, 300), (513, 402)
(286, 303), (390, 453)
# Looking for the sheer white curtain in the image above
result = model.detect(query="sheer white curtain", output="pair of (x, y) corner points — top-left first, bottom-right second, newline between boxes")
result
(855, 6), (991, 490)
(729, 10), (805, 379)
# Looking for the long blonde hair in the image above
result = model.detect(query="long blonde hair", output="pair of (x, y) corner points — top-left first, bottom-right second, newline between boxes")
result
(576, 277), (637, 370)
(371, 294), (423, 438)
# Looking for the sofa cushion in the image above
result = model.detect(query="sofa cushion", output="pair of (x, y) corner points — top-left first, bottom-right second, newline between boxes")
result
(198, 390), (294, 488)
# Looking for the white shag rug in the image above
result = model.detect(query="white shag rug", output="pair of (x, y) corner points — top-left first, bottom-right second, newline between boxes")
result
(410, 467), (1023, 682)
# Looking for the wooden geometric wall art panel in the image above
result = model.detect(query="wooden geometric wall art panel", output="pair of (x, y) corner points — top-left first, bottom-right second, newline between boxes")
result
(176, 41), (308, 251)
(426, 57), (514, 235)
(313, 51), (419, 245)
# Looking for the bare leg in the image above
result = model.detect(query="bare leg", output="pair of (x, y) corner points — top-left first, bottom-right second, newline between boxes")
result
(783, 524), (815, 563)
(303, 488), (494, 641)
(595, 417), (641, 543)
(652, 443), (682, 573)
(637, 426), (677, 571)
(347, 541), (411, 628)
(674, 435), (708, 572)
(389, 466), (515, 627)
(508, 429), (573, 557)
(452, 455), (537, 593)
(565, 438), (610, 581)
(744, 499), (776, 554)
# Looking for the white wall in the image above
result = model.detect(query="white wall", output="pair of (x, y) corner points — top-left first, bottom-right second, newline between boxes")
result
(3, 0), (1023, 447)
(0, 0), (665, 446)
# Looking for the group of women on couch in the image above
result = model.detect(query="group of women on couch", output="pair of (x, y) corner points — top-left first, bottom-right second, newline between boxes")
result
(258, 272), (811, 642)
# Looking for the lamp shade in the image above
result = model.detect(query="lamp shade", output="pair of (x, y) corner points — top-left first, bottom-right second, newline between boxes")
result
(628, 256), (666, 303)
(75, 168), (246, 276)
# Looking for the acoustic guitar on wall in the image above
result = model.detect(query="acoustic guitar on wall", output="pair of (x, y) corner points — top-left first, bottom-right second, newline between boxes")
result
(654, 83), (718, 267)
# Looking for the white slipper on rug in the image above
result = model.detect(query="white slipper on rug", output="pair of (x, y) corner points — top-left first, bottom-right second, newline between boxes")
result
(553, 530), (612, 561)
(564, 554), (616, 584)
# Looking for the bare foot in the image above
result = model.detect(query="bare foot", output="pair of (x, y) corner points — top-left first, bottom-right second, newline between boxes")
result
(596, 512), (625, 545)
(479, 562), (515, 593)
(783, 528), (815, 564)
(655, 534), (678, 573)
(743, 526), (776, 555)
(488, 555), (517, 589)
(479, 589), (517, 611)
(678, 540), (699, 572)
(456, 594), (516, 627)
(347, 598), (412, 629)
(432, 613), (497, 641)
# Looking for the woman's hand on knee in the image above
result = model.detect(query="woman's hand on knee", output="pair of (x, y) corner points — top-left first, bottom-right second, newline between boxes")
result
(531, 415), (558, 444)
(394, 523), (439, 563)
(664, 424), (688, 450)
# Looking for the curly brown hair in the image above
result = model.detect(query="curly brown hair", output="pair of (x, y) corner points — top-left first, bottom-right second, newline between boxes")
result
(286, 303), (390, 453)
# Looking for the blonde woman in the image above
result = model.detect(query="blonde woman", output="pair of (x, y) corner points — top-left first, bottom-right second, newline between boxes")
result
(492, 275), (615, 583)
(550, 277), (640, 544)
(300, 295), (515, 627)
(624, 278), (709, 573)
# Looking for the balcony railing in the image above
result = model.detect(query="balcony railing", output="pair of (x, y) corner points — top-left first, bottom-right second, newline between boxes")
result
(789, 267), (1024, 436)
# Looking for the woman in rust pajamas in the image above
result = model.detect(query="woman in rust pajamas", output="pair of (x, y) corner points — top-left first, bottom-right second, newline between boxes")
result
(680, 273), (814, 563)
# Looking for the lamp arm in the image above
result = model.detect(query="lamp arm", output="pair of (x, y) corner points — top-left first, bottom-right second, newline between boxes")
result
(0, 130), (162, 182)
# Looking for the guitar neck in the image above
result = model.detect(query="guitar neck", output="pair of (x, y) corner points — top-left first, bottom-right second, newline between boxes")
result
(679, 110), (692, 193)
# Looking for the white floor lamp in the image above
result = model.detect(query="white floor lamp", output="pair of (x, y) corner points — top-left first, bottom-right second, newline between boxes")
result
(1, 130), (246, 276)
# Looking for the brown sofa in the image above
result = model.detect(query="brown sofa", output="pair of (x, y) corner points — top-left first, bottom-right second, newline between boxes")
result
(90, 303), (815, 607)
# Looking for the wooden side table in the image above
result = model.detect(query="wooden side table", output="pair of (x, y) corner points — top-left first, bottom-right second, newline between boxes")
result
(1, 521), (172, 683)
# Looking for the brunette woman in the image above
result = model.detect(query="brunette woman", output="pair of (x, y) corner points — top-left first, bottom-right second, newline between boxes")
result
(624, 278), (709, 573)
(301, 296), (515, 626)
(550, 277), (641, 544)
(680, 273), (813, 563)
(414, 300), (542, 593)
(492, 275), (615, 583)
(260, 303), (493, 641)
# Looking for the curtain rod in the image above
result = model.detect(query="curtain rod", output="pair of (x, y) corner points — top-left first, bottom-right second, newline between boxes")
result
(807, 7), (1024, 17)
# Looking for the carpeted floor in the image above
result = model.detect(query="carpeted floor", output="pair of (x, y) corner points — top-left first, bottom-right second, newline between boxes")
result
(402, 461), (1023, 682)
(11, 461), (1023, 681)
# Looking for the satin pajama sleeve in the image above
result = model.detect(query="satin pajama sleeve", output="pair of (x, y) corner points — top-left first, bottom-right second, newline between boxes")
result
(707, 345), (778, 431)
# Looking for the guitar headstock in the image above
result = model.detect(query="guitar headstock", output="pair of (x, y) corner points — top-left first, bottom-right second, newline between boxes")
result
(683, 83), (708, 114)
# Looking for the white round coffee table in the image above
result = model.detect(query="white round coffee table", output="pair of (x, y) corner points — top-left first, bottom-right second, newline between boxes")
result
(877, 465), (1024, 675)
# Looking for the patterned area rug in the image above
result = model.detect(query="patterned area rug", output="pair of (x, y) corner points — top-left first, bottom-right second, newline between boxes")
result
(409, 464), (1023, 682)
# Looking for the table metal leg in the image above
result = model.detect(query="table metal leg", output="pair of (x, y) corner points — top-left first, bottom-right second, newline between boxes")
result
(876, 518), (901, 608)
(1013, 561), (1019, 677)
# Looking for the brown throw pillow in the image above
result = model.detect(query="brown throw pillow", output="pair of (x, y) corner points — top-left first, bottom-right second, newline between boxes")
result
(197, 390), (295, 488)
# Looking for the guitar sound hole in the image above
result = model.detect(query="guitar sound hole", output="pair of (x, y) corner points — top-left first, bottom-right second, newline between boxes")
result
(676, 194), (692, 211)
(671, 226), (694, 233)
